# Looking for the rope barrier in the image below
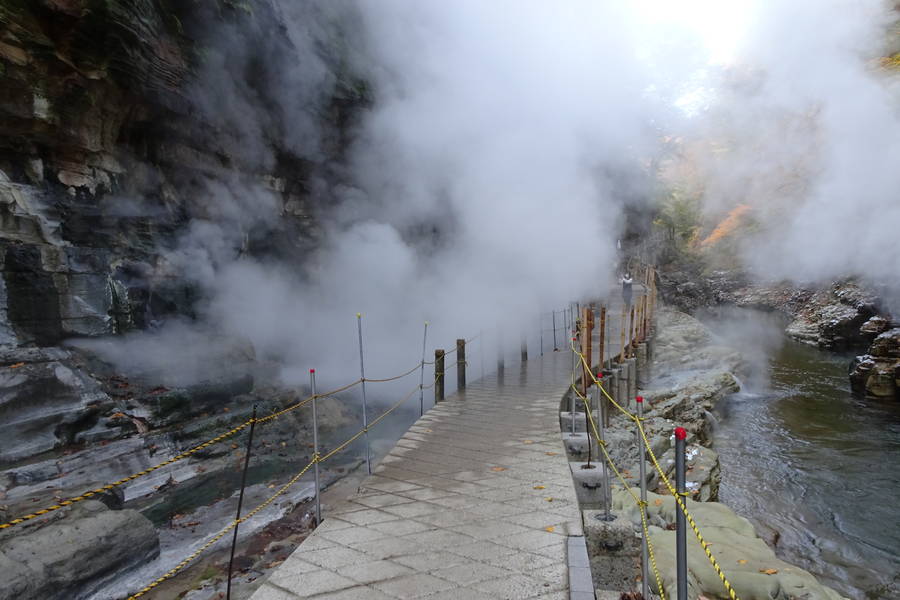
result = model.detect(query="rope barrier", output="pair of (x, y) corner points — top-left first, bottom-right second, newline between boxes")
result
(125, 378), (426, 600)
(573, 385), (666, 599)
(570, 342), (741, 600)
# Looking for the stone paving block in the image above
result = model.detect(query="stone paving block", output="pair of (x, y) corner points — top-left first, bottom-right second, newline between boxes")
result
(251, 353), (584, 600)
(335, 559), (415, 584)
(267, 569), (356, 596)
(372, 572), (457, 598)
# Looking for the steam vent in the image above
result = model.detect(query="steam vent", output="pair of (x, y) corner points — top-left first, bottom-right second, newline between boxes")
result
(0, 2), (897, 600)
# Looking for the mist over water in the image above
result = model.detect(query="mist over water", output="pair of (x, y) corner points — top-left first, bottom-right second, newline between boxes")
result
(702, 310), (900, 599)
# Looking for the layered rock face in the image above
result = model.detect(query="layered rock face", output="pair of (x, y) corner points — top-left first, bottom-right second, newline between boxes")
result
(0, 2), (367, 595)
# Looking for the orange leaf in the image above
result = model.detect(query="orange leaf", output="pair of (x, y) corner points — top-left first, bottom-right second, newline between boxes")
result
(533, 485), (546, 490)
(654, 499), (663, 506)
(737, 559), (748, 565)
(545, 497), (554, 502)
(759, 568), (778, 575)
(545, 452), (557, 456)
(523, 440), (534, 444)
(491, 466), (507, 472)
(8, 362), (24, 369)
(544, 526), (555, 533)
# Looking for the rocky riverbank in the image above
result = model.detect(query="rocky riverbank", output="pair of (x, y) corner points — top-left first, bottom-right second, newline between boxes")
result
(658, 268), (899, 400)
(581, 306), (847, 599)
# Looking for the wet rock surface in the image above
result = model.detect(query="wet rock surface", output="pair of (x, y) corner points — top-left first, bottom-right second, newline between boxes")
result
(582, 307), (846, 599)
(0, 500), (159, 600)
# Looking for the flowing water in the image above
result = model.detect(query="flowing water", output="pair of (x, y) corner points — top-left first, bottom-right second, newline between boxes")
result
(701, 309), (900, 599)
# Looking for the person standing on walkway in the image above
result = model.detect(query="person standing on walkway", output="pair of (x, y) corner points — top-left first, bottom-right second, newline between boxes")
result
(621, 272), (633, 307)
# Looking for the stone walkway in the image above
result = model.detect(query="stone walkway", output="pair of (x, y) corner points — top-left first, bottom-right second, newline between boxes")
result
(250, 351), (590, 600)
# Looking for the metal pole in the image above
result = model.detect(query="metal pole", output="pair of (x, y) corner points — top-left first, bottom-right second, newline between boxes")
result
(521, 336), (527, 362)
(419, 322), (428, 416)
(497, 329), (505, 375)
(456, 339), (466, 390)
(675, 426), (688, 600)
(596, 383), (611, 522)
(310, 369), (321, 524)
(552, 310), (558, 351)
(540, 314), (544, 356)
(226, 405), (257, 600)
(637, 396), (649, 600)
(435, 349), (445, 403)
(570, 336), (577, 434)
(480, 329), (484, 380)
(356, 314), (371, 475)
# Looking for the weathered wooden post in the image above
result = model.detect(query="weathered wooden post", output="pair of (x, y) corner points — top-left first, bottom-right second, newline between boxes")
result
(456, 339), (466, 391)
(435, 349), (445, 403)
(629, 304), (636, 357)
(598, 306), (606, 369)
(580, 306), (593, 397)
(521, 336), (528, 362)
(619, 304), (627, 364)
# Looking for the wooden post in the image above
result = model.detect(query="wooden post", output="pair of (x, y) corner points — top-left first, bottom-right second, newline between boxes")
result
(580, 306), (593, 396)
(598, 306), (607, 369)
(456, 339), (466, 391)
(521, 336), (528, 362)
(435, 349), (445, 403)
(619, 304), (627, 364)
(629, 304), (636, 357)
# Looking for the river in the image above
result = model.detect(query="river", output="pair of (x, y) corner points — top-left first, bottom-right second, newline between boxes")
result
(701, 308), (900, 600)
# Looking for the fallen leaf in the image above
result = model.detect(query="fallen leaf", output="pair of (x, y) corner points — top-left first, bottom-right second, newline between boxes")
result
(759, 568), (778, 575)
(223, 407), (230, 412)
(737, 559), (748, 565)
(545, 452), (557, 456)
(8, 362), (24, 369)
(544, 526), (555, 533)
(424, 428), (433, 433)
(545, 497), (554, 502)
(523, 440), (534, 444)
(491, 466), (507, 472)
(533, 485), (546, 490)
(654, 499), (663, 506)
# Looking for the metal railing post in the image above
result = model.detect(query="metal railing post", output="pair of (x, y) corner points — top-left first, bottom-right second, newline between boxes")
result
(675, 426), (688, 600)
(356, 314), (371, 475)
(552, 310), (558, 351)
(596, 380), (612, 522)
(419, 322), (428, 416)
(637, 396), (649, 600)
(310, 370), (321, 524)
(570, 336), (577, 434)
(226, 404), (257, 600)
(456, 338), (466, 391)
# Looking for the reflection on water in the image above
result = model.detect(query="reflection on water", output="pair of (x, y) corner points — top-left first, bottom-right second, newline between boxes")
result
(702, 309), (900, 600)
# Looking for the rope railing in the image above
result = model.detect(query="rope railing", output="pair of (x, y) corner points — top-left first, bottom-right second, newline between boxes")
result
(570, 341), (741, 600)
(0, 354), (447, 532)
(124, 378), (427, 600)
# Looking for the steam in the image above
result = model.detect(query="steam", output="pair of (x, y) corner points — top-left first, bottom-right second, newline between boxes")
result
(664, 1), (900, 293)
(83, 0), (900, 391)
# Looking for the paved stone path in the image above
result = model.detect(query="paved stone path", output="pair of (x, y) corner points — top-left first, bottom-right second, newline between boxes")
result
(250, 350), (591, 600)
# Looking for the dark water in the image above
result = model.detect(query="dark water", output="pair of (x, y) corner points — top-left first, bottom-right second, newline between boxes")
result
(703, 310), (900, 600)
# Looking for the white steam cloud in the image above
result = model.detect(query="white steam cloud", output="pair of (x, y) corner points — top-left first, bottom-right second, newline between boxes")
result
(84, 0), (900, 391)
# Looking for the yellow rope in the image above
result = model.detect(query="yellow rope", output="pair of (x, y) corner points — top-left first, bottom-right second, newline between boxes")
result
(575, 386), (667, 600)
(571, 342), (741, 600)
(126, 380), (425, 599)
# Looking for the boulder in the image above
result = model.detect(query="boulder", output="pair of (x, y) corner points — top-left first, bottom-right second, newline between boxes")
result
(0, 500), (159, 600)
(611, 489), (846, 600)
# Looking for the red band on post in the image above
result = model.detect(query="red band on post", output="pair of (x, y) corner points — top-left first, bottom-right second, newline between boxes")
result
(674, 426), (687, 440)
(597, 373), (603, 378)
(310, 369), (315, 374)
(636, 396), (643, 403)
